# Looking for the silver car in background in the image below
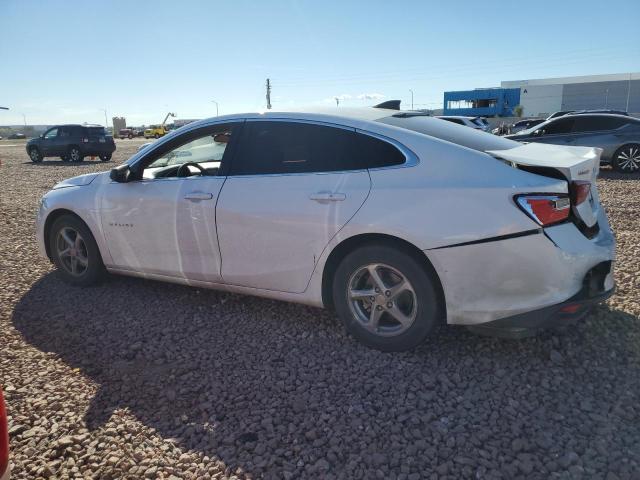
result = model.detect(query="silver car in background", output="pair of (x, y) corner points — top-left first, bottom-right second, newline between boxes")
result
(507, 114), (640, 173)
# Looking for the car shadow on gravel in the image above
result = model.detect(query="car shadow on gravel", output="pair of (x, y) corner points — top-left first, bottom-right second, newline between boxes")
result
(598, 167), (640, 180)
(12, 271), (640, 477)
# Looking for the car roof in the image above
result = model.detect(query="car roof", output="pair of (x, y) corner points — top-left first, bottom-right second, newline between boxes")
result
(52, 124), (104, 128)
(551, 113), (637, 121)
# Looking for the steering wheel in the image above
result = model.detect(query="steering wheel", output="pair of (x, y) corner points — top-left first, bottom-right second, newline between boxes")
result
(176, 162), (206, 178)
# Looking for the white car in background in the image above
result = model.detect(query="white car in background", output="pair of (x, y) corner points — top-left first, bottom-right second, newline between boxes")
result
(436, 115), (490, 131)
(36, 108), (615, 351)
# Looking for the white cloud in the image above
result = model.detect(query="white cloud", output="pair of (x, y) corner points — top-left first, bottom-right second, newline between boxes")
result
(357, 93), (385, 100)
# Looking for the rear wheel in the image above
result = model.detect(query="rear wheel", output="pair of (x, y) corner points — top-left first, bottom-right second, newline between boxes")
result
(99, 154), (112, 162)
(612, 144), (640, 173)
(49, 215), (105, 286)
(68, 146), (84, 162)
(332, 244), (441, 351)
(154, 133), (159, 139)
(29, 147), (43, 163)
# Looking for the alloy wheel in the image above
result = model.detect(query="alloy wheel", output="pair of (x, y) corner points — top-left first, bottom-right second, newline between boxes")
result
(56, 227), (89, 276)
(30, 149), (40, 162)
(617, 146), (640, 172)
(347, 263), (418, 337)
(70, 148), (80, 162)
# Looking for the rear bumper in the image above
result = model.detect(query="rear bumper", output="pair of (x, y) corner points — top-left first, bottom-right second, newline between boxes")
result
(467, 264), (614, 338)
(80, 143), (115, 155)
(426, 205), (615, 326)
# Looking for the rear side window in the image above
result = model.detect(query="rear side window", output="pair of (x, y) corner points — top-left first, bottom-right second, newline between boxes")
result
(544, 118), (574, 135)
(231, 121), (406, 175)
(572, 116), (627, 133)
(85, 126), (106, 136)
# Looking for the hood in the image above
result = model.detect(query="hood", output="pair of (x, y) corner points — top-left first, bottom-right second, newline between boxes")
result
(52, 172), (100, 190)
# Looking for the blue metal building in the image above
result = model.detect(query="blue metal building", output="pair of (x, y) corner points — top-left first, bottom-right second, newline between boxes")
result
(443, 88), (520, 117)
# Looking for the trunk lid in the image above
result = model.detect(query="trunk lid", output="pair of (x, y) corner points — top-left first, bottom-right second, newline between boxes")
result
(486, 142), (601, 227)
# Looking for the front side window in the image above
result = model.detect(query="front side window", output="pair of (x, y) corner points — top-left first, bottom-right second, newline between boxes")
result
(141, 124), (235, 179)
(44, 128), (58, 139)
(231, 121), (406, 176)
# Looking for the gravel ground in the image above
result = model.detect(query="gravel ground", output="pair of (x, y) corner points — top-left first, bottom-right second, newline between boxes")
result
(1, 138), (639, 479)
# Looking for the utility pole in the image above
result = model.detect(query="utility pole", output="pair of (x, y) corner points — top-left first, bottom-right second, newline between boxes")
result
(101, 109), (108, 128)
(335, 97), (339, 107)
(22, 114), (27, 126)
(211, 100), (219, 117)
(266, 78), (272, 110)
(409, 89), (414, 110)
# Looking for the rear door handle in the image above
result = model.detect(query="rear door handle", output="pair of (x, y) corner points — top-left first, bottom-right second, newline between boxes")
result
(309, 192), (346, 202)
(184, 192), (213, 201)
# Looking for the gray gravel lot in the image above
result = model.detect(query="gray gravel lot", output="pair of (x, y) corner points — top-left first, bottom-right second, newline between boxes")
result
(1, 138), (639, 479)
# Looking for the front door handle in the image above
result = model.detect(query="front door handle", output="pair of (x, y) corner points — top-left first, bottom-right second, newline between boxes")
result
(184, 192), (213, 201)
(309, 192), (346, 202)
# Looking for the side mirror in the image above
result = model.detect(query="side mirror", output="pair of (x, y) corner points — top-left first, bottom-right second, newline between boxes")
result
(110, 164), (131, 183)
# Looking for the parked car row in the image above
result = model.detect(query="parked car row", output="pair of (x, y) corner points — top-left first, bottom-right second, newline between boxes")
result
(506, 113), (640, 173)
(26, 124), (115, 163)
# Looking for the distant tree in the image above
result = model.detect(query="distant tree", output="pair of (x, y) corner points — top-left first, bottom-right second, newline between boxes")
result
(513, 105), (524, 118)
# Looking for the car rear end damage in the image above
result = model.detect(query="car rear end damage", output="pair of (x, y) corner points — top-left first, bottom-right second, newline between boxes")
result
(424, 142), (615, 332)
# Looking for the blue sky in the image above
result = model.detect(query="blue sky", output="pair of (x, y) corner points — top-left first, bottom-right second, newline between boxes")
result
(1, 0), (639, 126)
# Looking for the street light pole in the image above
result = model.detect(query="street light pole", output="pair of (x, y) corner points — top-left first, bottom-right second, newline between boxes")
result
(211, 100), (219, 117)
(409, 89), (414, 110)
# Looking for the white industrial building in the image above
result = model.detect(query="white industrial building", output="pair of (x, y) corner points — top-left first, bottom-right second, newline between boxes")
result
(502, 72), (640, 118)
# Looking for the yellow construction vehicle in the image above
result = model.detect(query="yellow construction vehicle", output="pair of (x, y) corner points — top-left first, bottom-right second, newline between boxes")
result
(144, 112), (176, 139)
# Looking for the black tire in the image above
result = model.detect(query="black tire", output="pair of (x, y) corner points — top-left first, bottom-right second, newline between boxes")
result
(29, 147), (43, 163)
(332, 244), (441, 352)
(49, 214), (105, 286)
(612, 144), (640, 173)
(68, 145), (84, 162)
(154, 133), (159, 139)
(128, 134), (133, 139)
(99, 154), (112, 162)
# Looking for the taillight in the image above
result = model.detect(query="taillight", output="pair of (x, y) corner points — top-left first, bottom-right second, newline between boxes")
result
(0, 387), (8, 478)
(570, 181), (591, 206)
(515, 194), (570, 226)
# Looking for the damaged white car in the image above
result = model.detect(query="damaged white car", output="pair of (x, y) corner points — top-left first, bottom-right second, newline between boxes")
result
(36, 107), (615, 351)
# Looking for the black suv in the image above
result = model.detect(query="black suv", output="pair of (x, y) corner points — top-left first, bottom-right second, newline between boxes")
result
(26, 124), (116, 163)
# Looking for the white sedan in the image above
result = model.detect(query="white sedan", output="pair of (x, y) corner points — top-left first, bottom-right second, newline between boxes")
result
(36, 107), (615, 351)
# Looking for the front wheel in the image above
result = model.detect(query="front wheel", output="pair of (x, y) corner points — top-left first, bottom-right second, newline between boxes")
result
(99, 153), (112, 162)
(612, 144), (640, 173)
(29, 147), (43, 163)
(332, 244), (441, 352)
(49, 215), (105, 286)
